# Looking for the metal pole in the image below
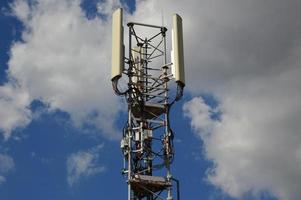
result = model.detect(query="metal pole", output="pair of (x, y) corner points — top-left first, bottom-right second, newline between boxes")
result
(128, 25), (132, 200)
(162, 30), (173, 200)
(128, 109), (131, 200)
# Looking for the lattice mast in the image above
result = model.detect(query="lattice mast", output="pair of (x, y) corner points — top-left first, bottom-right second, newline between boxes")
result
(111, 8), (185, 200)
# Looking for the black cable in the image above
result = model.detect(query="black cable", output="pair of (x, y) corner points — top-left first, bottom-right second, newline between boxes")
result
(112, 76), (128, 96)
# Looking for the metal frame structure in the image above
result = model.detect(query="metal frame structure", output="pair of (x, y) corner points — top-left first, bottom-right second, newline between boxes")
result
(112, 20), (184, 200)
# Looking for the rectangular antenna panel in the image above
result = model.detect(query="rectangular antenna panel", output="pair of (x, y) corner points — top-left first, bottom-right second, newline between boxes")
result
(111, 8), (124, 80)
(172, 14), (185, 85)
(171, 30), (175, 78)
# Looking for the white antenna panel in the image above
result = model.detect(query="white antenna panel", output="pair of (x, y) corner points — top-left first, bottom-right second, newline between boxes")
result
(111, 8), (124, 80)
(171, 29), (175, 78)
(172, 14), (185, 86)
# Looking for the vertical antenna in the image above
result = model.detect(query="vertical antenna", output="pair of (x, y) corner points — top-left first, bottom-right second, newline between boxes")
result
(161, 9), (165, 27)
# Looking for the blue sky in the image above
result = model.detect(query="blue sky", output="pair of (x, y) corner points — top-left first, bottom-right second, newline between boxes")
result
(1, 0), (301, 200)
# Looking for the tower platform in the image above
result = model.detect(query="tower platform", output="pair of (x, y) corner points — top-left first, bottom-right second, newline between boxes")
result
(129, 174), (171, 198)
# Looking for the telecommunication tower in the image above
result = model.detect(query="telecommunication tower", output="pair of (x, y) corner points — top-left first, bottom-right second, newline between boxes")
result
(111, 8), (185, 200)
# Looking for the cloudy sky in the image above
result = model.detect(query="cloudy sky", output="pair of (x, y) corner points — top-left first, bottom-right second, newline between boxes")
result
(1, 0), (301, 199)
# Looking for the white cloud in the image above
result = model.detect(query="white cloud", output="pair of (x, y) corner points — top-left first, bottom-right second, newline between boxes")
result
(183, 97), (215, 139)
(0, 83), (31, 140)
(66, 144), (105, 187)
(0, 0), (124, 139)
(97, 0), (121, 16)
(184, 69), (301, 200)
(0, 153), (15, 185)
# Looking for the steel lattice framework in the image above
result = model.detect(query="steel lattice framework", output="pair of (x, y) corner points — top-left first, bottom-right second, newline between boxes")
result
(112, 12), (184, 200)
